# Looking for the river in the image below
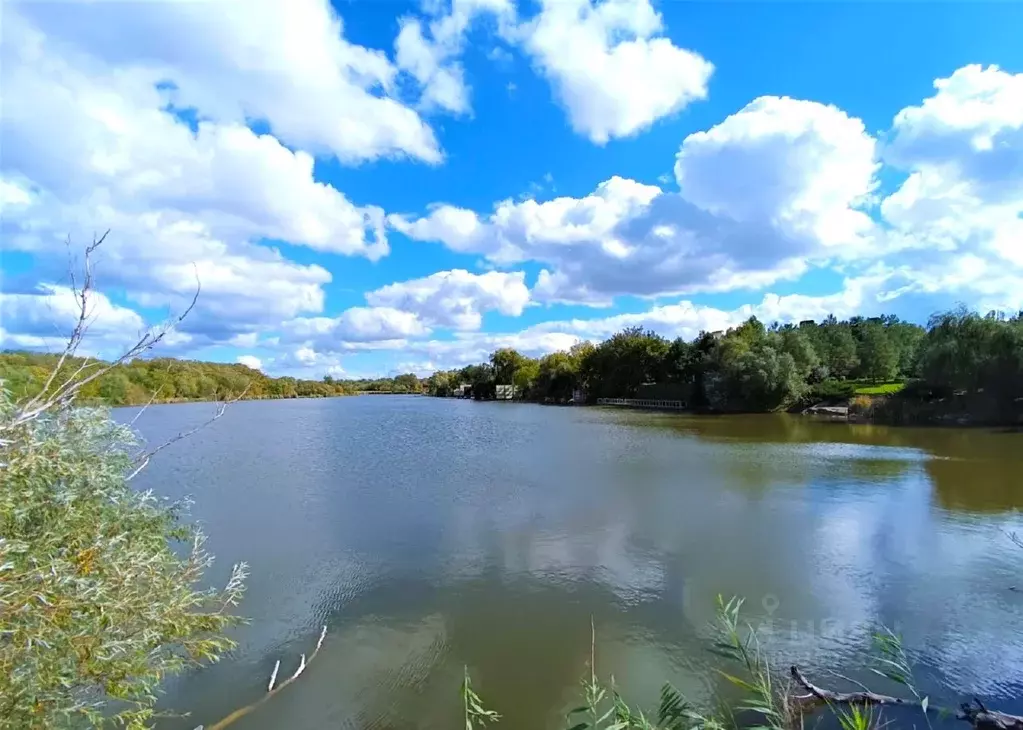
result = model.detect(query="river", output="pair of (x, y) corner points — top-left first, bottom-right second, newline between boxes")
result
(122, 396), (1023, 729)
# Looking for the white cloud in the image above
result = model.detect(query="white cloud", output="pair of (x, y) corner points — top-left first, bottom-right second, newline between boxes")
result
(264, 348), (346, 380)
(395, 0), (514, 115)
(516, 0), (713, 143)
(0, 285), (147, 358)
(880, 64), (1023, 313)
(674, 96), (878, 248)
(393, 98), (880, 305)
(390, 0), (710, 143)
(278, 307), (430, 360)
(366, 269), (530, 330)
(278, 267), (939, 375)
(236, 355), (263, 372)
(884, 64), (1023, 200)
(1, 4), (397, 342)
(10, 0), (441, 165)
(396, 18), (471, 115)
(335, 307), (430, 342)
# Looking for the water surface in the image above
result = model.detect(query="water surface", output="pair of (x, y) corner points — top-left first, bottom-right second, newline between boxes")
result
(124, 397), (1023, 729)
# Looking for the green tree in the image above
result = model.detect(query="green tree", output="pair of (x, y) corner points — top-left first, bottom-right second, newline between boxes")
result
(0, 296), (246, 730)
(512, 358), (540, 397)
(725, 346), (805, 411)
(663, 337), (697, 384)
(490, 348), (529, 385)
(885, 320), (926, 377)
(393, 373), (421, 393)
(426, 371), (453, 396)
(0, 409), (245, 729)
(856, 321), (899, 382)
(535, 351), (579, 401)
(821, 322), (860, 379)
(917, 308), (1023, 397)
(778, 327), (820, 380)
(97, 371), (130, 403)
(581, 328), (669, 399)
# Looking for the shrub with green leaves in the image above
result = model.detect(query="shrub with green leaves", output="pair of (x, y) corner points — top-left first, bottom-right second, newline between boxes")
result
(0, 389), (246, 729)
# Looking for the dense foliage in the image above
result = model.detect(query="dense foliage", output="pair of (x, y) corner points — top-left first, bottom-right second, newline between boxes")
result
(0, 353), (430, 407)
(0, 352), (354, 406)
(337, 372), (422, 394)
(425, 309), (1023, 414)
(0, 389), (246, 728)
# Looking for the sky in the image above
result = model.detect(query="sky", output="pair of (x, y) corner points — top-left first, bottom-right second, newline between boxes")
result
(1, 0), (1022, 380)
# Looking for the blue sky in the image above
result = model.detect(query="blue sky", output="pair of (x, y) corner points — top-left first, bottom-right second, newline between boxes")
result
(2, 0), (1022, 379)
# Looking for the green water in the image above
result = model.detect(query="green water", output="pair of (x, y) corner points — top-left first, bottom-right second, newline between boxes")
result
(123, 396), (1023, 729)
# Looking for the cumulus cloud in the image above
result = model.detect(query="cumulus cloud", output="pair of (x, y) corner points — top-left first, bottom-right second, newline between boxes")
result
(395, 0), (514, 115)
(390, 0), (710, 143)
(0, 285), (146, 358)
(236, 355), (263, 372)
(515, 0), (713, 143)
(10, 0), (441, 165)
(1, 4), (398, 343)
(356, 268), (921, 372)
(366, 269), (530, 330)
(879, 64), (1023, 313)
(264, 348), (347, 380)
(674, 96), (878, 248)
(393, 97), (880, 305)
(278, 307), (430, 360)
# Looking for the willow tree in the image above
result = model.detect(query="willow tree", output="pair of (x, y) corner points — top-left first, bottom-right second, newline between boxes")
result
(0, 235), (246, 729)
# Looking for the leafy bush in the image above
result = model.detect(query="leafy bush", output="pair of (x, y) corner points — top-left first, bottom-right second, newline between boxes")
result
(0, 389), (246, 729)
(805, 379), (857, 402)
(848, 394), (876, 415)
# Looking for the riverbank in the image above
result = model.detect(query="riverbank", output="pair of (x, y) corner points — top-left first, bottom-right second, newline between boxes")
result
(441, 390), (1023, 429)
(97, 392), (352, 408)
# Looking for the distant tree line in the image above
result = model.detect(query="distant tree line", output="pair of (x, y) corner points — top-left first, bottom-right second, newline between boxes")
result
(0, 352), (431, 407)
(0, 352), (352, 405)
(337, 372), (422, 394)
(424, 308), (1023, 415)
(4, 308), (1020, 415)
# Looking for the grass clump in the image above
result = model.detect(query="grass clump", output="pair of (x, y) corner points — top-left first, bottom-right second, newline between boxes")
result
(852, 382), (906, 396)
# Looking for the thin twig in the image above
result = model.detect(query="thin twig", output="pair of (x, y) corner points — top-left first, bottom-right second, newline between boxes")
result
(129, 386), (164, 427)
(3, 237), (202, 433)
(126, 383), (250, 481)
(24, 231), (109, 411)
(201, 626), (328, 730)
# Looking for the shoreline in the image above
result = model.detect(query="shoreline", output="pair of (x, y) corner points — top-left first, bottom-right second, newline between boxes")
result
(439, 394), (1023, 429)
(103, 393), (353, 409)
(94, 391), (1023, 430)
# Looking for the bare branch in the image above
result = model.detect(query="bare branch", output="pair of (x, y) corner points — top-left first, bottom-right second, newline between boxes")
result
(2, 235), (203, 433)
(23, 232), (109, 411)
(790, 666), (1023, 730)
(266, 661), (281, 693)
(128, 386), (165, 428)
(198, 625), (329, 730)
(126, 384), (250, 481)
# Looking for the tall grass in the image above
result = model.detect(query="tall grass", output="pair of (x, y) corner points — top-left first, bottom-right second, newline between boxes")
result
(456, 596), (982, 730)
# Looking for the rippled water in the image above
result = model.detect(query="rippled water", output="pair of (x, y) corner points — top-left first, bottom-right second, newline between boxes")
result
(122, 396), (1023, 729)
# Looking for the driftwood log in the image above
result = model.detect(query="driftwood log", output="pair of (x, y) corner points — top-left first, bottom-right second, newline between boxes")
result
(790, 666), (1023, 730)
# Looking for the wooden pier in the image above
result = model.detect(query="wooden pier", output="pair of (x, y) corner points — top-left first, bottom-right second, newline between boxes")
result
(596, 398), (686, 410)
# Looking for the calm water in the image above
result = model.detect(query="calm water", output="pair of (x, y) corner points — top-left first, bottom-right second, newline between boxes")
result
(123, 397), (1023, 729)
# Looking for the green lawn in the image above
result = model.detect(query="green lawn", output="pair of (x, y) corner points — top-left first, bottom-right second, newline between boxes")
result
(851, 381), (906, 395)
